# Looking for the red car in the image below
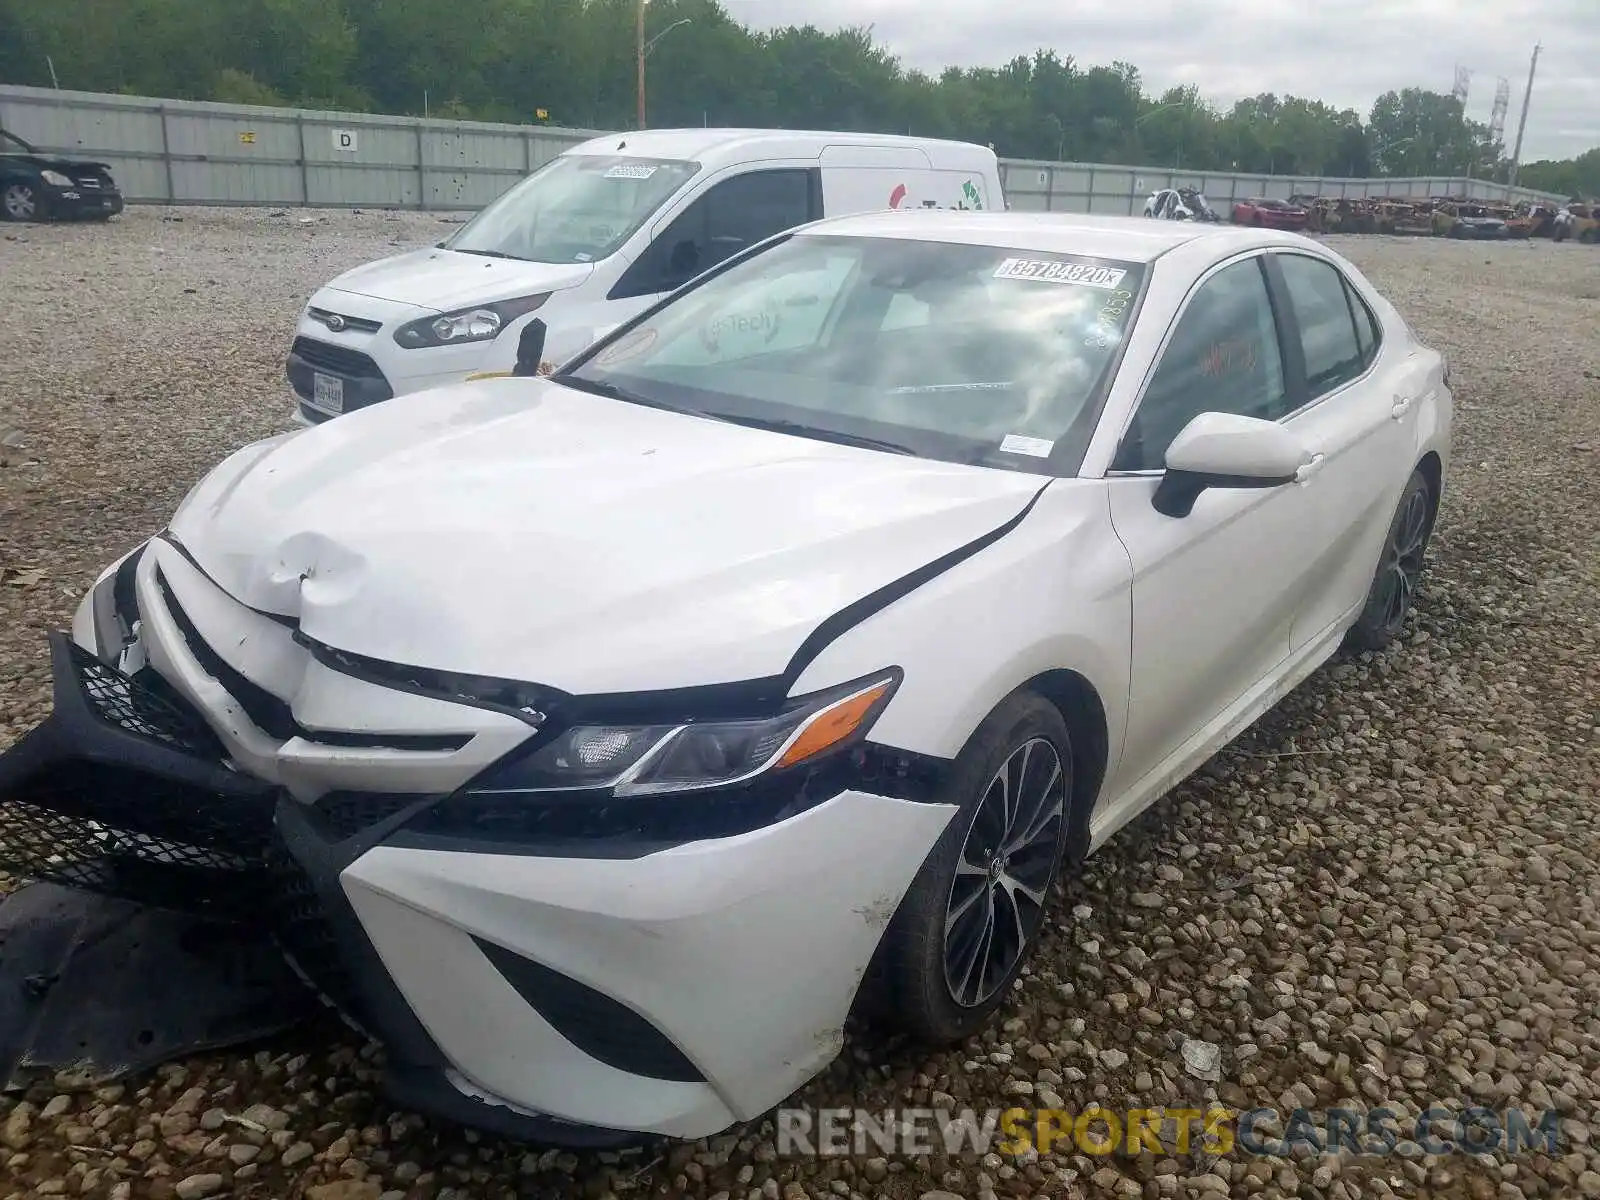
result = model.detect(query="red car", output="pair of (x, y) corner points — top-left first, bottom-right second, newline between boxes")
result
(1230, 197), (1310, 230)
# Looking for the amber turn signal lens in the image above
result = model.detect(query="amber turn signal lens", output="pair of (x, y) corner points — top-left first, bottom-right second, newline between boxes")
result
(774, 679), (895, 770)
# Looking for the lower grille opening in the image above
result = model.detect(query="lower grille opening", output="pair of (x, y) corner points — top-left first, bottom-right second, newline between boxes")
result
(290, 336), (387, 380)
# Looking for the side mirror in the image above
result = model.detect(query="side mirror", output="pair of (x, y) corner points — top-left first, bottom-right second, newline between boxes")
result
(1152, 412), (1313, 518)
(513, 318), (548, 376)
(664, 238), (701, 286)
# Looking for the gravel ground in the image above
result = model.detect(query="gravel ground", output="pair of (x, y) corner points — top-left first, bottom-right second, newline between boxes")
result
(1, 208), (1597, 1200)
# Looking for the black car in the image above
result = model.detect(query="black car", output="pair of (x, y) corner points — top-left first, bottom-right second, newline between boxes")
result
(1, 128), (125, 223)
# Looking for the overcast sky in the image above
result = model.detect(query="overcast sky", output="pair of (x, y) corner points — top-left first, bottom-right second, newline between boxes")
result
(725, 0), (1595, 162)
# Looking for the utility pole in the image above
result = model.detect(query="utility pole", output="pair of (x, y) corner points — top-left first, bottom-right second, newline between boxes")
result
(1508, 42), (1540, 188)
(630, 0), (643, 131)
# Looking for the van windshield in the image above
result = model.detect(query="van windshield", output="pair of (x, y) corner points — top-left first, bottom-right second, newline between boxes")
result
(444, 155), (699, 265)
(560, 232), (1148, 476)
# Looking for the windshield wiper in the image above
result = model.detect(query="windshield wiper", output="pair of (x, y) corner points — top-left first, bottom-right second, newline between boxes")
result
(552, 375), (702, 417)
(449, 247), (531, 261)
(700, 412), (918, 456)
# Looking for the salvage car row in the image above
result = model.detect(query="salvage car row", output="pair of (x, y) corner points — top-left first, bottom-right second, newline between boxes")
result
(0, 125), (1453, 1147)
(1142, 183), (1595, 242)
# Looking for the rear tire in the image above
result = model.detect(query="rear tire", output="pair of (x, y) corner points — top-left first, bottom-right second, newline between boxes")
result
(1344, 469), (1436, 653)
(866, 691), (1072, 1044)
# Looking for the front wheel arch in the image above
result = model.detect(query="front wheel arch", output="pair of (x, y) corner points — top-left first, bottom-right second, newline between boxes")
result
(1018, 669), (1109, 864)
(856, 689), (1075, 1042)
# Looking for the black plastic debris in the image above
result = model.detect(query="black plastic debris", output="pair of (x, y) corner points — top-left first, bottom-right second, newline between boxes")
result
(0, 882), (318, 1091)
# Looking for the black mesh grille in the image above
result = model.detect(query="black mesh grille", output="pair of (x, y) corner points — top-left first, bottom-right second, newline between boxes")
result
(263, 835), (369, 1024)
(0, 762), (275, 920)
(314, 792), (424, 841)
(0, 645), (278, 920)
(74, 642), (220, 757)
(291, 336), (387, 379)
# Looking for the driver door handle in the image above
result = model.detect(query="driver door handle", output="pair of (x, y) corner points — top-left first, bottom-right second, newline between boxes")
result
(1295, 453), (1326, 484)
(1392, 393), (1415, 420)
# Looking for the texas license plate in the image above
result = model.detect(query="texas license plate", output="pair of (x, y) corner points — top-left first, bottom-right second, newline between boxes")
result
(312, 373), (344, 413)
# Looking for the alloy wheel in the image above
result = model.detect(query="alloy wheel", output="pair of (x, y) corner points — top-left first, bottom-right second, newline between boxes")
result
(942, 737), (1066, 1008)
(1376, 483), (1432, 636)
(3, 183), (38, 221)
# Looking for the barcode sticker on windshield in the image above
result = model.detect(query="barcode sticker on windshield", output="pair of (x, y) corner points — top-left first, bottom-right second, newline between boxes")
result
(994, 258), (1127, 289)
(1000, 433), (1055, 458)
(605, 163), (659, 179)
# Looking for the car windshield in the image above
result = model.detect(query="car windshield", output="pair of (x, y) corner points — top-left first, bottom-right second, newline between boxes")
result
(1, 129), (38, 154)
(560, 232), (1149, 474)
(444, 154), (698, 264)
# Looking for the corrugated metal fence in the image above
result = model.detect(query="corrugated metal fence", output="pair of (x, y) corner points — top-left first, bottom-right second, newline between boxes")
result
(1, 83), (1568, 214)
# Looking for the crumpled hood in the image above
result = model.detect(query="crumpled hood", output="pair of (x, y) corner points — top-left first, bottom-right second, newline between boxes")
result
(320, 247), (593, 312)
(168, 379), (1045, 695)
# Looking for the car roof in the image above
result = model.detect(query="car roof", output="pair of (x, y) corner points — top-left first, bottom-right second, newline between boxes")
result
(565, 127), (993, 164)
(788, 210), (1311, 264)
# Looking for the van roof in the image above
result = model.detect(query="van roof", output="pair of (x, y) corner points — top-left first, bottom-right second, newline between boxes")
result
(564, 127), (996, 166)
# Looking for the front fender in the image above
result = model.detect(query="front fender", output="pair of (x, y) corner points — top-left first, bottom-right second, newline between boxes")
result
(788, 480), (1132, 770)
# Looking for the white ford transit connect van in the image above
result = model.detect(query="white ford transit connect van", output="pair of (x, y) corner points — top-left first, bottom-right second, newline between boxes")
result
(286, 128), (1003, 423)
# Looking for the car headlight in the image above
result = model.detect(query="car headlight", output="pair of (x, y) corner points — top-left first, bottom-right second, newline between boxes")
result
(41, 170), (73, 187)
(393, 294), (550, 349)
(467, 670), (901, 798)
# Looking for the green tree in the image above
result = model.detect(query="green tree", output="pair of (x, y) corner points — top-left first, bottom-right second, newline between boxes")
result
(0, 0), (1589, 182)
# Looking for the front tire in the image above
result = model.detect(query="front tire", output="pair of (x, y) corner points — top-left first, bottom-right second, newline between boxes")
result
(2, 181), (42, 222)
(1345, 468), (1436, 653)
(870, 692), (1072, 1044)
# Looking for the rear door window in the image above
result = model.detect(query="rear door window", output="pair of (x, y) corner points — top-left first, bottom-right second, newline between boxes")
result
(1276, 253), (1365, 399)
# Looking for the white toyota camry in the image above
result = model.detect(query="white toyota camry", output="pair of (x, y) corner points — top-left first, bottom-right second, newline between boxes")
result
(0, 211), (1450, 1144)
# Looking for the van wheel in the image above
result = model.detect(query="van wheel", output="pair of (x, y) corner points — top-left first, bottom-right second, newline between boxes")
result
(866, 692), (1071, 1044)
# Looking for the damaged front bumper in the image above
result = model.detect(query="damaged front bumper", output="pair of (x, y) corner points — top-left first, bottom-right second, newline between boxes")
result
(0, 634), (649, 1143)
(0, 629), (956, 1144)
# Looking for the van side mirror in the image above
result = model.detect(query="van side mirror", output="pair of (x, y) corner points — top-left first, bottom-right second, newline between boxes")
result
(1152, 412), (1313, 518)
(664, 238), (701, 286)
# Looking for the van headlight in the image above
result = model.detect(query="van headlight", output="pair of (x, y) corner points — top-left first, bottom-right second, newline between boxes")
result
(393, 294), (550, 349)
(465, 671), (901, 798)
